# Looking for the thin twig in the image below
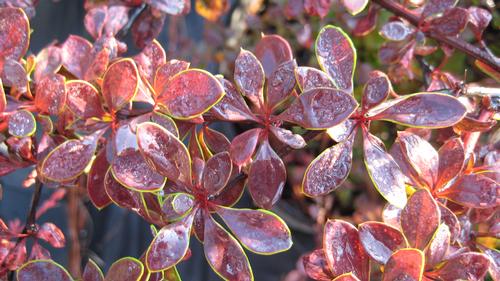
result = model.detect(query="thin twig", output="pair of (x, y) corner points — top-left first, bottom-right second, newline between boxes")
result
(116, 3), (147, 40)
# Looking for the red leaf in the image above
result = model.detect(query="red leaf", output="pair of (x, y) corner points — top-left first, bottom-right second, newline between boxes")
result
(229, 128), (261, 166)
(234, 49), (265, 109)
(1, 58), (28, 91)
(437, 203), (460, 243)
(401, 189), (440, 250)
(202, 152), (232, 196)
(157, 69), (224, 119)
(102, 6), (129, 36)
(34, 74), (66, 115)
(436, 138), (464, 190)
(17, 260), (72, 281)
(428, 8), (469, 36)
(131, 7), (166, 49)
(255, 34), (293, 78)
(295, 66), (334, 92)
(358, 222), (406, 264)
(201, 126), (230, 155)
(279, 88), (358, 129)
(83, 259), (104, 281)
(136, 122), (191, 185)
(41, 131), (100, 182)
(352, 5), (378, 37)
(453, 116), (497, 133)
(426, 252), (490, 281)
(323, 220), (369, 281)
(146, 0), (190, 15)
(304, 0), (332, 19)
(266, 60), (296, 110)
(210, 174), (246, 208)
(87, 149), (112, 209)
(5, 239), (26, 270)
(0, 7), (30, 61)
(363, 130), (407, 208)
(379, 21), (413, 42)
(34, 46), (62, 82)
(66, 80), (105, 119)
(341, 0), (368, 15)
(203, 214), (253, 281)
(366, 93), (466, 128)
(468, 7), (492, 40)
(333, 273), (361, 281)
(210, 77), (257, 122)
(436, 174), (499, 208)
(8, 110), (36, 137)
(421, 0), (457, 19)
(84, 6), (107, 39)
(104, 169), (141, 210)
(248, 140), (286, 209)
(382, 249), (424, 281)
(146, 212), (194, 271)
(217, 206), (292, 254)
(302, 249), (333, 281)
(102, 58), (139, 112)
(315, 25), (356, 92)
(161, 193), (194, 222)
(425, 224), (450, 269)
(150, 111), (179, 138)
(396, 131), (438, 188)
(382, 203), (402, 229)
(270, 126), (306, 149)
(36, 223), (65, 248)
(326, 119), (357, 143)
(361, 71), (392, 111)
(133, 40), (166, 86)
(61, 35), (92, 79)
(106, 257), (144, 281)
(302, 134), (354, 196)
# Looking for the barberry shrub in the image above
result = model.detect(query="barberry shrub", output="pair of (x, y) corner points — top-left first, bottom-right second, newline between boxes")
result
(0, 0), (498, 280)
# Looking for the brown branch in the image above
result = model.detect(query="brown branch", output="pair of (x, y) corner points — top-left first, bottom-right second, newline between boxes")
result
(371, 0), (500, 73)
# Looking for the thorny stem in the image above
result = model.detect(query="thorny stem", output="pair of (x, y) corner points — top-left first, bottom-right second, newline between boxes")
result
(371, 0), (500, 73)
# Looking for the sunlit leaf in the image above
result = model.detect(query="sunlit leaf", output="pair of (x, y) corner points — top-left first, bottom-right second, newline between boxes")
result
(203, 214), (253, 281)
(279, 88), (357, 129)
(382, 249), (424, 281)
(248, 140), (286, 209)
(366, 93), (466, 128)
(382, 203), (402, 229)
(102, 58), (139, 112)
(17, 260), (73, 281)
(131, 7), (166, 49)
(304, 0), (332, 19)
(333, 273), (361, 281)
(157, 69), (224, 119)
(133, 40), (166, 86)
(35, 74), (66, 115)
(428, 8), (469, 36)
(84, 6), (107, 39)
(295, 66), (334, 92)
(146, 0), (190, 16)
(323, 220), (369, 281)
(210, 174), (246, 208)
(234, 49), (265, 109)
(229, 128), (261, 166)
(341, 0), (368, 15)
(425, 224), (450, 269)
(83, 259), (104, 281)
(161, 193), (194, 222)
(154, 59), (190, 96)
(315, 25), (356, 92)
(210, 77), (257, 122)
(146, 212), (194, 271)
(66, 80), (105, 119)
(358, 222), (406, 264)
(353, 5), (378, 36)
(302, 249), (333, 281)
(136, 122), (191, 185)
(201, 126), (231, 155)
(270, 126), (306, 149)
(61, 35), (92, 79)
(303, 135), (354, 196)
(0, 7), (30, 61)
(36, 223), (65, 248)
(363, 130), (407, 208)
(437, 203), (460, 243)
(202, 152), (232, 195)
(436, 174), (499, 208)
(421, 0), (458, 19)
(361, 71), (391, 111)
(468, 7), (492, 40)
(379, 21), (413, 42)
(217, 206), (292, 254)
(255, 34), (293, 78)
(426, 252), (490, 280)
(104, 169), (140, 210)
(105, 257), (144, 281)
(435, 138), (464, 189)
(401, 189), (440, 250)
(34, 46), (62, 83)
(102, 6), (129, 36)
(267, 60), (296, 110)
(8, 110), (36, 137)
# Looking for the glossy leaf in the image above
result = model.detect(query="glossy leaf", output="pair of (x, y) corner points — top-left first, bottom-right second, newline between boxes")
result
(217, 206), (292, 254)
(353, 5), (378, 36)
(302, 135), (354, 196)
(315, 25), (356, 92)
(270, 126), (306, 149)
(426, 252), (490, 280)
(136, 122), (191, 185)
(37, 223), (65, 248)
(437, 203), (460, 243)
(60, 35), (92, 79)
(425, 224), (450, 269)
(203, 215), (253, 281)
(437, 174), (499, 208)
(295, 66), (334, 91)
(326, 119), (357, 143)
(157, 69), (224, 119)
(382, 203), (402, 229)
(104, 169), (140, 210)
(255, 34), (293, 77)
(131, 8), (166, 49)
(17, 260), (73, 281)
(34, 45), (62, 82)
(382, 249), (424, 281)
(468, 7), (492, 40)
(302, 249), (333, 281)
(428, 8), (469, 36)
(436, 138), (464, 189)
(229, 128), (261, 166)
(234, 49), (265, 108)
(248, 140), (286, 209)
(421, 0), (458, 19)
(279, 88), (358, 129)
(41, 132), (100, 182)
(146, 0), (190, 16)
(161, 193), (194, 222)
(202, 152), (232, 195)
(35, 74), (66, 115)
(102, 58), (139, 112)
(201, 126), (231, 155)
(358, 222), (406, 264)
(146, 212), (194, 271)
(363, 131), (407, 209)
(105, 257), (144, 281)
(8, 110), (36, 137)
(379, 21), (412, 42)
(133, 40), (166, 86)
(154, 59), (190, 95)
(341, 0), (368, 15)
(83, 259), (104, 281)
(401, 189), (440, 249)
(210, 77), (257, 122)
(0, 7), (30, 61)
(366, 93), (466, 128)
(266, 60), (296, 110)
(362, 71), (391, 111)
(66, 80), (105, 119)
(210, 174), (246, 208)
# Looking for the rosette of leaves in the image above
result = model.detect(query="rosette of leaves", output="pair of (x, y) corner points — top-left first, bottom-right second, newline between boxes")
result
(212, 34), (358, 209)
(133, 122), (293, 280)
(300, 25), (467, 209)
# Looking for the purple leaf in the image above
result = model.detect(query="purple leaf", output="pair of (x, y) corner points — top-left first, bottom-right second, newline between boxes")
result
(295, 66), (335, 92)
(270, 126), (306, 149)
(17, 260), (72, 281)
(202, 152), (232, 196)
(229, 128), (261, 166)
(102, 58), (139, 112)
(303, 249), (333, 281)
(361, 71), (392, 111)
(437, 174), (499, 209)
(234, 49), (265, 109)
(105, 257), (144, 281)
(426, 252), (490, 281)
(425, 224), (450, 269)
(436, 138), (465, 189)
(0, 7), (30, 61)
(61, 35), (92, 79)
(35, 74), (66, 115)
(154, 59), (190, 96)
(161, 193), (194, 222)
(468, 7), (492, 40)
(358, 222), (406, 264)
(255, 34), (293, 78)
(421, 0), (458, 19)
(379, 21), (413, 41)
(266, 60), (296, 110)
(133, 40), (166, 86)
(83, 259), (104, 281)
(8, 110), (36, 137)
(428, 8), (469, 36)
(66, 80), (105, 119)
(210, 77), (257, 122)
